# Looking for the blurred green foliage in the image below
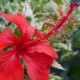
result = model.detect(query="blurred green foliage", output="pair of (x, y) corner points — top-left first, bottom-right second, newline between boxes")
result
(72, 30), (80, 49)
(68, 62), (80, 78)
(54, 0), (63, 5)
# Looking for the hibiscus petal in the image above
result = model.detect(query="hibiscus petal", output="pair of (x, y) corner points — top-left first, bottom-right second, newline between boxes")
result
(0, 28), (20, 50)
(27, 40), (58, 59)
(21, 52), (53, 80)
(23, 29), (58, 58)
(0, 13), (35, 40)
(17, 13), (35, 41)
(0, 49), (24, 80)
(35, 29), (44, 39)
(17, 13), (29, 24)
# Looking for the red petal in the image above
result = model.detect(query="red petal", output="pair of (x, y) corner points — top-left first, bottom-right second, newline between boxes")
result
(17, 13), (28, 24)
(35, 29), (44, 39)
(27, 40), (58, 59)
(0, 28), (20, 50)
(21, 52), (53, 80)
(24, 24), (35, 41)
(17, 13), (35, 41)
(35, 29), (58, 58)
(0, 49), (24, 80)
(0, 13), (35, 41)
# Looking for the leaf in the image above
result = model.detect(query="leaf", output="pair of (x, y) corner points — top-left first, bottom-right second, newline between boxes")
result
(49, 74), (62, 80)
(67, 62), (80, 78)
(53, 0), (63, 5)
(30, 0), (43, 12)
(51, 60), (65, 70)
(43, 3), (54, 12)
(15, 27), (21, 37)
(53, 13), (58, 20)
(60, 50), (78, 62)
(53, 42), (72, 51)
(72, 30), (80, 49)
(0, 27), (3, 33)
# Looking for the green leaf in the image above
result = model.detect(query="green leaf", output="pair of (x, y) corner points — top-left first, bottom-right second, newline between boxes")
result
(0, 27), (3, 33)
(49, 74), (63, 80)
(43, 4), (54, 12)
(26, 16), (31, 24)
(30, 0), (43, 12)
(72, 30), (80, 49)
(53, 0), (63, 5)
(53, 13), (58, 20)
(67, 62), (80, 78)
(15, 27), (21, 37)
(60, 50), (78, 62)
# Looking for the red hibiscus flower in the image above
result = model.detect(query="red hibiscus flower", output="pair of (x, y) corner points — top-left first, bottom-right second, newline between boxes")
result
(0, 2), (79, 80)
(0, 13), (58, 80)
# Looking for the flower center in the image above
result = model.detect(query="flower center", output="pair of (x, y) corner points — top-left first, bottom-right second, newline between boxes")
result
(16, 42), (26, 53)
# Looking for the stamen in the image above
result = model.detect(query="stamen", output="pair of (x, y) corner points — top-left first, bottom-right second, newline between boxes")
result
(44, 2), (80, 39)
